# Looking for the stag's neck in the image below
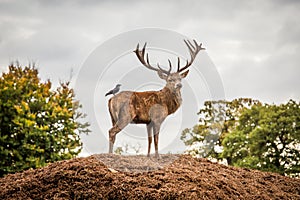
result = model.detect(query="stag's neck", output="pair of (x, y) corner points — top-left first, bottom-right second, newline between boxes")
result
(160, 87), (182, 114)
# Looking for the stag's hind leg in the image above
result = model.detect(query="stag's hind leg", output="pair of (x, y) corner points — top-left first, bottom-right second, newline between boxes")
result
(108, 106), (132, 154)
(108, 126), (121, 154)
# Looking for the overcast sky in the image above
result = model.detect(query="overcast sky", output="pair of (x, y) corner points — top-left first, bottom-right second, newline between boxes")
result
(1, 0), (300, 156)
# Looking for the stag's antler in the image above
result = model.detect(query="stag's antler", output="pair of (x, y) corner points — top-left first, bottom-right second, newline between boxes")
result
(134, 43), (171, 75)
(177, 40), (205, 73)
(134, 40), (205, 74)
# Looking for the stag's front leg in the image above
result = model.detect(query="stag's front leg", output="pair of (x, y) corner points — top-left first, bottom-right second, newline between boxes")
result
(146, 123), (153, 157)
(153, 123), (161, 159)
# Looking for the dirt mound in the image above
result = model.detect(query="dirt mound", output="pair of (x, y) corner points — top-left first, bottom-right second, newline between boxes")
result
(1, 154), (299, 200)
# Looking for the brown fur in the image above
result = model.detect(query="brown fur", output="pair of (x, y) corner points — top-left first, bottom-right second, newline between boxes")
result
(108, 73), (186, 157)
(107, 40), (204, 157)
(130, 87), (181, 123)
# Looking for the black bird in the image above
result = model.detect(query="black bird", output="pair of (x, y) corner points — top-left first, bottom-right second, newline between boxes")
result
(105, 84), (121, 96)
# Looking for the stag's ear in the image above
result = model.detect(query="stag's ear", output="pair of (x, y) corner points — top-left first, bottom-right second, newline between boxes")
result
(180, 70), (189, 78)
(157, 71), (167, 80)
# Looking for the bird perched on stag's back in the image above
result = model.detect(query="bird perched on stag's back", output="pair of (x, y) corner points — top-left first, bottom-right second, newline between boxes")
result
(105, 84), (121, 96)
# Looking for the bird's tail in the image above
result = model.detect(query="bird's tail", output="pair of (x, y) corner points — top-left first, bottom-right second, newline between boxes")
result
(105, 91), (113, 96)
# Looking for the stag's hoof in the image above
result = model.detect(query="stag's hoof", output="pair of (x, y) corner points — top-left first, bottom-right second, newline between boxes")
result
(154, 154), (161, 160)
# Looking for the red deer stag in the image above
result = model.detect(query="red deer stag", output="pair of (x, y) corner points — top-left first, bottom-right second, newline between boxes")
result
(108, 39), (205, 157)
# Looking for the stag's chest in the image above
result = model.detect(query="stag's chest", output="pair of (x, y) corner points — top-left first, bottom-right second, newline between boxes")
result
(166, 95), (181, 114)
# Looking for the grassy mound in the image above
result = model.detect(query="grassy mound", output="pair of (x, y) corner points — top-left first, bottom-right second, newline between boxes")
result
(1, 154), (299, 199)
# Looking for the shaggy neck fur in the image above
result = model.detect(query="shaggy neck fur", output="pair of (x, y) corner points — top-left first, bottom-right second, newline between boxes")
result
(160, 86), (182, 114)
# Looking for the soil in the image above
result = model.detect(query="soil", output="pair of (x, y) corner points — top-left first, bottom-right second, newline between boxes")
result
(0, 154), (300, 200)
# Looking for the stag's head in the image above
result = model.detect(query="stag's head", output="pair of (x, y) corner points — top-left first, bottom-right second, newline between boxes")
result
(134, 40), (205, 93)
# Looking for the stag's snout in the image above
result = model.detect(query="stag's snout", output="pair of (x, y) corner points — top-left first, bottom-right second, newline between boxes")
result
(175, 83), (182, 89)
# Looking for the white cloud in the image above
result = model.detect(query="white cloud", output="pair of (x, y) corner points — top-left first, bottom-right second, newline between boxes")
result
(1, 0), (300, 155)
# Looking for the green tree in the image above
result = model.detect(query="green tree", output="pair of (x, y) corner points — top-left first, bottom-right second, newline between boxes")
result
(182, 98), (300, 177)
(181, 98), (261, 160)
(0, 64), (90, 177)
(222, 100), (300, 177)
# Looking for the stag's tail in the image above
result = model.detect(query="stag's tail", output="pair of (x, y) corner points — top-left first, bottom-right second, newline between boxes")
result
(108, 98), (118, 126)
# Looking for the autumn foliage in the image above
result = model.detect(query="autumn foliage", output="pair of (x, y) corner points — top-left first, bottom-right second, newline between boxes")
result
(0, 64), (90, 177)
